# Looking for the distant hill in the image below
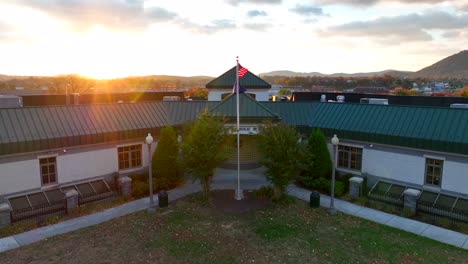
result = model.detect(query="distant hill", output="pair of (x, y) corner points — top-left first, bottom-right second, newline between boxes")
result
(261, 50), (468, 79)
(259, 70), (325, 77)
(260, 70), (412, 78)
(411, 50), (468, 79)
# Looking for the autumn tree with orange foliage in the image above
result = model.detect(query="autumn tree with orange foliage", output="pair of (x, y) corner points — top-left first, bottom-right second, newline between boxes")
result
(454, 86), (468, 97)
(391, 87), (420, 96)
(185, 88), (208, 99)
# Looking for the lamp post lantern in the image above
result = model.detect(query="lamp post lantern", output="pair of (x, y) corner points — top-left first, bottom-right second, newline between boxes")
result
(328, 134), (339, 215)
(146, 133), (156, 212)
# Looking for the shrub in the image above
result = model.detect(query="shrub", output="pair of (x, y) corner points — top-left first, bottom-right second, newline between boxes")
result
(401, 208), (414, 218)
(253, 186), (274, 199)
(153, 126), (183, 190)
(132, 180), (149, 198)
(334, 181), (345, 197)
(131, 172), (148, 183)
(337, 173), (354, 194)
(297, 129), (332, 189)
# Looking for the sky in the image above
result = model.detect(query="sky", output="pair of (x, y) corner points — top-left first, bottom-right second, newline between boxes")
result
(0, 0), (467, 79)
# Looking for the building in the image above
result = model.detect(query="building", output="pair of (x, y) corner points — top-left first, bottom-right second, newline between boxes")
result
(0, 65), (467, 225)
(206, 66), (271, 101)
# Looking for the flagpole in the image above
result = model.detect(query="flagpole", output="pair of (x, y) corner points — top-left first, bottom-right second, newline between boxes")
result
(235, 56), (243, 200)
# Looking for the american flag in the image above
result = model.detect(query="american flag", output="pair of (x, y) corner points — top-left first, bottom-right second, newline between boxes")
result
(238, 65), (248, 78)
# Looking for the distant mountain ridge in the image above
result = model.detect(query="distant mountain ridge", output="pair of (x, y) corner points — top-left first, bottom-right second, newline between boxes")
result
(411, 50), (468, 79)
(1, 50), (467, 81)
(260, 70), (412, 78)
(260, 50), (468, 79)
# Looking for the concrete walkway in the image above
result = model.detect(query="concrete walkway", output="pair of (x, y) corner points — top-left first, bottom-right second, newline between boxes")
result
(1, 168), (467, 253)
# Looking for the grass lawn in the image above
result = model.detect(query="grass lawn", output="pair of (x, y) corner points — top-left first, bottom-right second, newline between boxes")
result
(1, 193), (467, 264)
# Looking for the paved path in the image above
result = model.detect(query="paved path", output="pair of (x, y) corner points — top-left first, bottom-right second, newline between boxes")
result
(1, 168), (467, 253)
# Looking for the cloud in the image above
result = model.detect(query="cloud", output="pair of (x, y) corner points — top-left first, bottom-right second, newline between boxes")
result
(243, 22), (273, 31)
(289, 4), (326, 16)
(458, 3), (468, 11)
(247, 10), (268, 17)
(325, 11), (468, 42)
(226, 0), (281, 6)
(144, 7), (178, 22)
(0, 20), (13, 40)
(315, 0), (455, 6)
(177, 18), (236, 34)
(442, 30), (461, 38)
(14, 0), (177, 30)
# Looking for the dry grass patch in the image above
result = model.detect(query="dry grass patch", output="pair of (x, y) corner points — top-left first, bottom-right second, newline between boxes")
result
(0, 193), (467, 264)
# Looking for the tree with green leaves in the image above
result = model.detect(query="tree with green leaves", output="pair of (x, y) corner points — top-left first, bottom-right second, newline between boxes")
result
(297, 128), (332, 188)
(152, 126), (181, 190)
(181, 110), (230, 199)
(257, 122), (302, 200)
(278, 88), (291, 96)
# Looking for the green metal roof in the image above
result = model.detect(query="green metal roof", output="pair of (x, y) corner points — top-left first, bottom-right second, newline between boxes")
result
(205, 66), (271, 89)
(0, 102), (169, 156)
(164, 101), (216, 125)
(308, 103), (468, 155)
(261, 102), (317, 126)
(1, 100), (468, 156)
(209, 93), (279, 121)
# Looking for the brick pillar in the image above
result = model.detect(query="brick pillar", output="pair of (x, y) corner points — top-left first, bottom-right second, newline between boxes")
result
(65, 189), (79, 212)
(403, 188), (420, 216)
(118, 176), (132, 197)
(0, 203), (11, 228)
(349, 177), (364, 199)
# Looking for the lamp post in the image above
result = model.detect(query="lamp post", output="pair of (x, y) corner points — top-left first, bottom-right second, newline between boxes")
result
(328, 134), (339, 215)
(146, 133), (156, 212)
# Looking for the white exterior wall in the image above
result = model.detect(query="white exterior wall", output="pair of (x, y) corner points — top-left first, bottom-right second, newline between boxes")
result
(441, 160), (468, 194)
(57, 148), (118, 184)
(362, 149), (425, 186)
(0, 141), (157, 197)
(208, 89), (270, 101)
(208, 90), (227, 101)
(0, 160), (40, 196)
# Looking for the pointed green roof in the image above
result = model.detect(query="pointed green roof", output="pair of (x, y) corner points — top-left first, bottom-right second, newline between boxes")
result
(209, 93), (279, 120)
(206, 66), (271, 89)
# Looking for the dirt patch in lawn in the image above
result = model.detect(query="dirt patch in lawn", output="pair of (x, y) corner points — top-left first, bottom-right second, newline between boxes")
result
(210, 189), (272, 215)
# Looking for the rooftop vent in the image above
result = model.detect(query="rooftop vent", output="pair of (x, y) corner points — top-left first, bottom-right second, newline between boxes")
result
(450, 104), (468, 109)
(360, 98), (389, 105)
(0, 95), (23, 108)
(320, 94), (326, 102)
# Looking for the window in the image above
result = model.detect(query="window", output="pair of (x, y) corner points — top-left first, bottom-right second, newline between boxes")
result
(118, 144), (142, 170)
(337, 145), (362, 171)
(425, 158), (443, 186)
(40, 157), (57, 185)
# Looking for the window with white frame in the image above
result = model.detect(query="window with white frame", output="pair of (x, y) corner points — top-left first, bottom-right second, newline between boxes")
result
(337, 145), (362, 171)
(425, 158), (443, 186)
(39, 157), (57, 185)
(118, 144), (142, 170)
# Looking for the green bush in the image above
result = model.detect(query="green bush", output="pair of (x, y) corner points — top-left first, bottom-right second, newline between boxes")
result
(334, 181), (345, 197)
(153, 126), (183, 190)
(131, 172), (148, 183)
(300, 177), (345, 197)
(297, 128), (332, 189)
(253, 186), (274, 199)
(337, 173), (354, 194)
(132, 180), (149, 198)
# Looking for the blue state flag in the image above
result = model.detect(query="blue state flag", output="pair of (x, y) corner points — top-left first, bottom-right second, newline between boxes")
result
(232, 80), (247, 94)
